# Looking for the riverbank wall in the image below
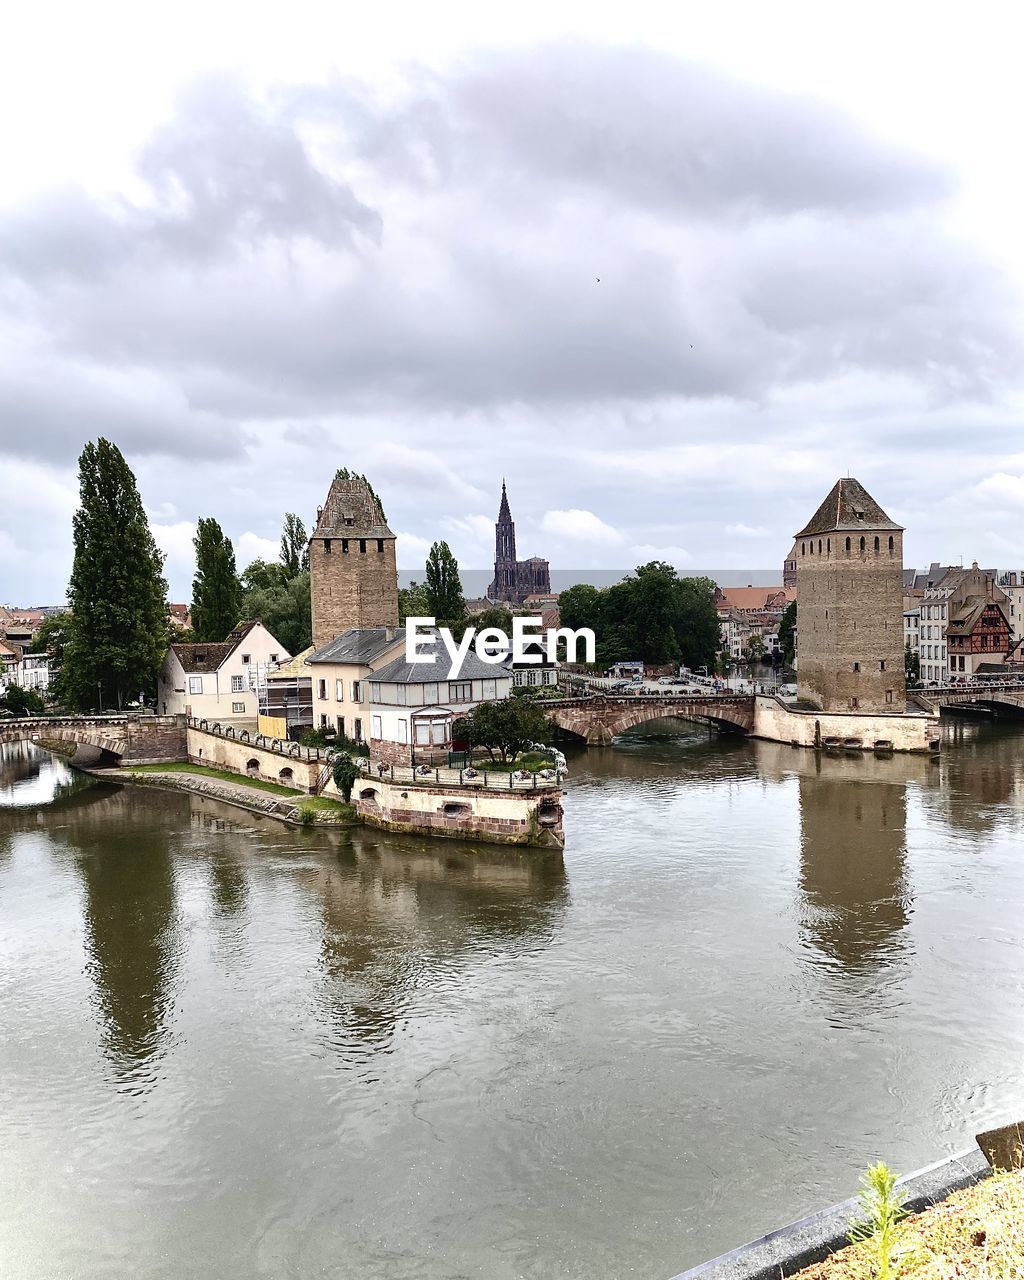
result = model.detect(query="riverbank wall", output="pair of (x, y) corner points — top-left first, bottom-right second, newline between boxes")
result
(752, 696), (941, 753)
(106, 768), (351, 826)
(672, 1144), (993, 1280)
(178, 721), (565, 849)
(352, 773), (564, 849)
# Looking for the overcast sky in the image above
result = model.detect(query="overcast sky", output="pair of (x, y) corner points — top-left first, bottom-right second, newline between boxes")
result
(3, 1), (1024, 604)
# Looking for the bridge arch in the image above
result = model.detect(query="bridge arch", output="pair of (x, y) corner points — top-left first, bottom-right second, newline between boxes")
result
(548, 695), (755, 746)
(0, 720), (129, 762)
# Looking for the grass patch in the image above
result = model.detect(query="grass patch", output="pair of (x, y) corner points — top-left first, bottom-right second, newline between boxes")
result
(293, 796), (356, 819)
(124, 762), (301, 797)
(798, 1168), (1024, 1280)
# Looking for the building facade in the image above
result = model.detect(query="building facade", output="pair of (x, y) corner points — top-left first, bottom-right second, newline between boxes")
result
(487, 482), (551, 605)
(309, 473), (399, 650)
(794, 478), (906, 713)
(159, 621), (289, 723)
(306, 627), (405, 743)
(918, 564), (1007, 683)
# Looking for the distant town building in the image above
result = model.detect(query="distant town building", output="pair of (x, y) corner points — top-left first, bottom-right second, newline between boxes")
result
(715, 585), (794, 662)
(915, 563), (1012, 682)
(487, 482), (550, 605)
(783, 543), (798, 589)
(794, 478), (905, 713)
(257, 646), (315, 740)
(309, 474), (399, 650)
(167, 603), (192, 631)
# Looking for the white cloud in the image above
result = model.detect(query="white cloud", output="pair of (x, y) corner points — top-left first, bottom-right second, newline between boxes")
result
(971, 473), (1024, 507)
(628, 543), (693, 567)
(540, 508), (623, 545)
(236, 530), (279, 565)
(725, 522), (769, 538)
(395, 531), (433, 568)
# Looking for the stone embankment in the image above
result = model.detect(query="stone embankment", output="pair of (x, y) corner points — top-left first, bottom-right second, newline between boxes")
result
(106, 769), (354, 826)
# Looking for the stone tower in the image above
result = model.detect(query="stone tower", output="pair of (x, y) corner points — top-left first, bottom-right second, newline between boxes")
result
(309, 474), (398, 650)
(795, 478), (906, 713)
(490, 480), (518, 603)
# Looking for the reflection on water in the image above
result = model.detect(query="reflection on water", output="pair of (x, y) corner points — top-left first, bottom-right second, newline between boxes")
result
(0, 738), (93, 808)
(4, 723), (1024, 1280)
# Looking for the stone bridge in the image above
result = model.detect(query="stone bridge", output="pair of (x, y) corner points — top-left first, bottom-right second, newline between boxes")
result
(0, 714), (187, 763)
(915, 683), (1024, 716)
(547, 693), (756, 745)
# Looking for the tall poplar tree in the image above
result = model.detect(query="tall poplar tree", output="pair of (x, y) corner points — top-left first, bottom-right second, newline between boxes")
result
(62, 439), (168, 710)
(424, 541), (466, 623)
(279, 512), (309, 577)
(191, 517), (242, 642)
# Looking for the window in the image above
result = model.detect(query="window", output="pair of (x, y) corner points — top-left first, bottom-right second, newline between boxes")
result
(336, 716), (345, 736)
(859, 536), (865, 552)
(270, 654), (278, 663)
(354, 718), (363, 741)
(336, 679), (344, 701)
(880, 661), (886, 672)
(817, 539), (822, 555)
(342, 539), (349, 553)
(888, 536), (894, 552)
(874, 536), (880, 552)
(241, 654), (251, 665)
(377, 539), (384, 552)
(370, 681), (381, 700)
(351, 680), (361, 702)
(318, 679), (327, 700)
(324, 539), (332, 553)
(885, 690), (893, 704)
(801, 542), (806, 555)
(398, 718), (408, 744)
(395, 684), (407, 705)
(826, 538), (830, 554)
(231, 675), (245, 692)
(450, 681), (472, 701)
(483, 678), (496, 699)
(320, 714), (328, 728)
(232, 701), (245, 713)
(189, 676), (203, 694)
(423, 682), (438, 705)
(372, 714), (382, 738)
(527, 670), (539, 685)
(845, 537), (851, 552)
(851, 697), (859, 710)
(359, 539), (366, 553)
(853, 662), (860, 672)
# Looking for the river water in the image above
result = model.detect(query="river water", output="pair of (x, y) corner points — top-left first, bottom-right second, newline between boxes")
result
(2, 720), (1024, 1279)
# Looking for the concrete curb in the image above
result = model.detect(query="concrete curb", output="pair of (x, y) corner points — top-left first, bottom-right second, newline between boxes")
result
(668, 1147), (990, 1280)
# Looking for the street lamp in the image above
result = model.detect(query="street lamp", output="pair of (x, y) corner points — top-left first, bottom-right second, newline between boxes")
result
(97, 682), (103, 714)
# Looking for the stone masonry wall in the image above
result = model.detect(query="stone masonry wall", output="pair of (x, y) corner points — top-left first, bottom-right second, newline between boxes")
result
(353, 776), (564, 848)
(186, 726), (321, 791)
(310, 537), (399, 650)
(753, 696), (940, 752)
(797, 530), (906, 713)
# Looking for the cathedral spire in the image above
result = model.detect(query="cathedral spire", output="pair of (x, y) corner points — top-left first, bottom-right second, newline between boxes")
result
(498, 479), (512, 524)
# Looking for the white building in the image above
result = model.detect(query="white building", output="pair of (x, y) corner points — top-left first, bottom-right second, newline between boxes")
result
(368, 644), (515, 765)
(919, 564), (1006, 684)
(159, 620), (289, 723)
(305, 627), (405, 742)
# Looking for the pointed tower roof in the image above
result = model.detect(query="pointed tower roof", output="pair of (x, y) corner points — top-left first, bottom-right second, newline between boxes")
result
(795, 478), (902, 538)
(498, 480), (513, 524)
(313, 473), (393, 539)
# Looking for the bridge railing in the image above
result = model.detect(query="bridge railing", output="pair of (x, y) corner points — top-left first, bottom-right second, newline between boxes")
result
(358, 758), (561, 791)
(186, 716), (327, 763)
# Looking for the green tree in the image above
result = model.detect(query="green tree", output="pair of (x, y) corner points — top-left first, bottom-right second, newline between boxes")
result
(279, 513), (309, 577)
(905, 642), (920, 684)
(1, 684), (47, 716)
(453, 698), (554, 763)
(745, 634), (766, 662)
(191, 517), (242, 643)
(398, 579), (431, 623)
(61, 439), (168, 710)
(239, 570), (311, 655)
(424, 541), (466, 624)
(778, 600), (797, 666)
(241, 559), (286, 593)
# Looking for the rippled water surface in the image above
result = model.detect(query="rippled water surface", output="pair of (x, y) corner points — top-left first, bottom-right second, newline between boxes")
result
(3, 720), (1024, 1279)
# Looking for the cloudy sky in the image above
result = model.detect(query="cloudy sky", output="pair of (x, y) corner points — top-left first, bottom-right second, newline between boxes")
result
(3, 1), (1024, 604)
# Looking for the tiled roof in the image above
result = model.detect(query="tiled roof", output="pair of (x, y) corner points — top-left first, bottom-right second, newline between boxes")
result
(306, 627), (403, 666)
(312, 475), (393, 540)
(372, 640), (508, 684)
(717, 586), (794, 611)
(170, 642), (233, 673)
(796, 478), (902, 537)
(266, 646), (315, 680)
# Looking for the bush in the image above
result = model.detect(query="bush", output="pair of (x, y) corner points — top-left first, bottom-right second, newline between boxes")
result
(332, 755), (360, 802)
